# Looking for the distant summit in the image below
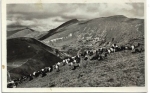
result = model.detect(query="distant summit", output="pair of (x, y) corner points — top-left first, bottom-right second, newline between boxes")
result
(56, 19), (78, 29)
(7, 27), (36, 39)
(38, 19), (79, 40)
(107, 15), (127, 18)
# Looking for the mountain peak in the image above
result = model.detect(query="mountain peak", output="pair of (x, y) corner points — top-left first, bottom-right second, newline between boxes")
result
(68, 19), (78, 22)
(107, 15), (127, 18)
(57, 19), (78, 28)
(53, 18), (78, 30)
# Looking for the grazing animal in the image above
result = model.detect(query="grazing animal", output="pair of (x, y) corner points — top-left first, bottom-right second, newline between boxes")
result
(68, 57), (74, 63)
(44, 67), (52, 72)
(73, 56), (77, 59)
(110, 47), (114, 52)
(69, 62), (75, 70)
(116, 46), (121, 51)
(22, 76), (27, 81)
(48, 66), (53, 72)
(7, 81), (17, 88)
(132, 48), (140, 53)
(41, 69), (45, 72)
(120, 45), (126, 50)
(131, 45), (135, 50)
(65, 59), (69, 64)
(89, 51), (94, 56)
(107, 49), (111, 54)
(49, 67), (52, 72)
(82, 51), (87, 57)
(125, 45), (132, 50)
(74, 62), (80, 69)
(27, 74), (33, 81)
(92, 50), (97, 54)
(84, 55), (88, 60)
(73, 59), (77, 63)
(98, 48), (103, 54)
(75, 56), (81, 63)
(86, 50), (89, 55)
(62, 60), (66, 66)
(55, 65), (60, 72)
(18, 77), (22, 84)
(97, 55), (102, 61)
(98, 53), (107, 61)
(57, 62), (61, 66)
(113, 44), (120, 52)
(102, 47), (108, 52)
(33, 72), (36, 76)
(132, 47), (143, 53)
(90, 53), (99, 60)
(125, 46), (129, 50)
(40, 70), (47, 77)
(12, 79), (19, 87)
(80, 53), (85, 57)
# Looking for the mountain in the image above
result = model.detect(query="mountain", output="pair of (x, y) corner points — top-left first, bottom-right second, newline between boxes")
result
(7, 37), (62, 79)
(7, 27), (37, 38)
(38, 19), (79, 40)
(7, 27), (27, 37)
(39, 15), (144, 55)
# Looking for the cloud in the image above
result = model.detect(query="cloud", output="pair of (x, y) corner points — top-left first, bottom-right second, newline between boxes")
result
(7, 3), (144, 31)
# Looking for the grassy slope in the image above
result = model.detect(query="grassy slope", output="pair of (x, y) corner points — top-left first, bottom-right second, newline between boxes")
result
(18, 51), (145, 87)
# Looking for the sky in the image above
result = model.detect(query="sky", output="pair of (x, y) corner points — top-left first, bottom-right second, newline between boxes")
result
(7, 3), (144, 31)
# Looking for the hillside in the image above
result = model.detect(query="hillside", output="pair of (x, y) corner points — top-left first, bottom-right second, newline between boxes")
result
(7, 37), (63, 79)
(38, 19), (79, 40)
(17, 51), (145, 87)
(40, 15), (144, 54)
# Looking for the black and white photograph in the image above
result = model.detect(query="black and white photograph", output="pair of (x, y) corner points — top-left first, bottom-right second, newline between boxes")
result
(2, 0), (147, 92)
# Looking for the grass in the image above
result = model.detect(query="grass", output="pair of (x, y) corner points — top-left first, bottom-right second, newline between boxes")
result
(18, 51), (145, 87)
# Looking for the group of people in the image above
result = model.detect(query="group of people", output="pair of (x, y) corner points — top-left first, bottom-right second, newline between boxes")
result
(7, 42), (143, 88)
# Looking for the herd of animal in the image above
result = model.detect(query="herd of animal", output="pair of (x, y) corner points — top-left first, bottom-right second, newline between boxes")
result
(7, 42), (144, 88)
